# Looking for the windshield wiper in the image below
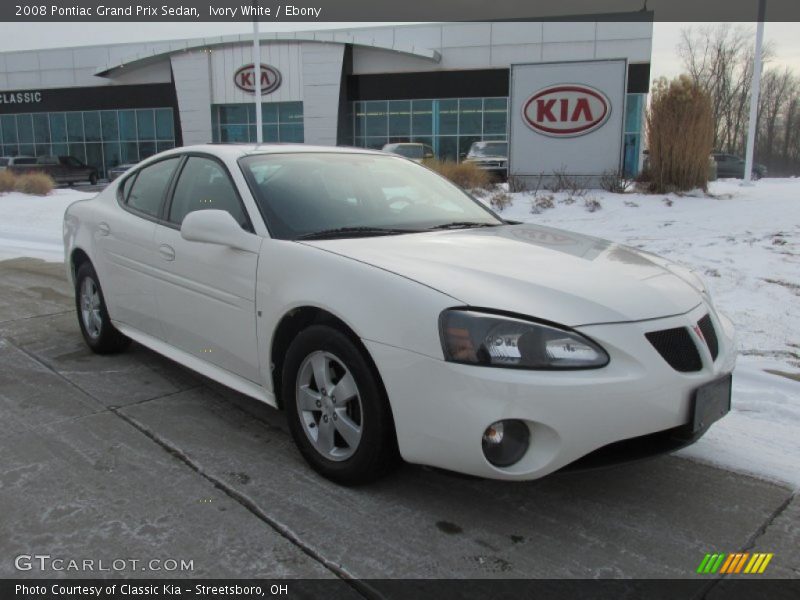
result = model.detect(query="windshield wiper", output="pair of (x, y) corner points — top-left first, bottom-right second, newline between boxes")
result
(426, 221), (501, 231)
(297, 226), (420, 240)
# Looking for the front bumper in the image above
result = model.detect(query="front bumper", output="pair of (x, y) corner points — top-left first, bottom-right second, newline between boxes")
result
(365, 303), (736, 480)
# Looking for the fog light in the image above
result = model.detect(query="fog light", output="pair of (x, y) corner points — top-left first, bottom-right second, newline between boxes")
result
(482, 420), (530, 467)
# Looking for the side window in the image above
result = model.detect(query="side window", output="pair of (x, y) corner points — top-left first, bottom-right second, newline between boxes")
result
(120, 173), (137, 203)
(168, 156), (248, 229)
(126, 157), (180, 218)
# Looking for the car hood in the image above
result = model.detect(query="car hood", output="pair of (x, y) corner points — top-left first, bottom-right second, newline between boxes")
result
(302, 224), (702, 326)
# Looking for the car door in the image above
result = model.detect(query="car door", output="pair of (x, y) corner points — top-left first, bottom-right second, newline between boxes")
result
(152, 154), (262, 382)
(95, 156), (181, 339)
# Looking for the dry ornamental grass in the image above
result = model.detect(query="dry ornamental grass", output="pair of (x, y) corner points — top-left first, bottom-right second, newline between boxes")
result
(0, 170), (16, 193)
(646, 75), (714, 193)
(423, 159), (493, 190)
(14, 172), (55, 195)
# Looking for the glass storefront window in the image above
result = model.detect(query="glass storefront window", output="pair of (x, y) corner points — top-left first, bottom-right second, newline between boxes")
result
(50, 113), (67, 143)
(1, 115), (18, 144)
(33, 114), (50, 144)
(66, 113), (84, 142)
(388, 100), (411, 137)
(411, 100), (433, 136)
(101, 111), (119, 141)
(353, 97), (508, 161)
(211, 101), (305, 144)
(136, 109), (155, 140)
(83, 111), (101, 142)
(17, 114), (34, 143)
(155, 109), (174, 141)
(458, 99), (482, 135)
(119, 110), (137, 141)
(483, 98), (507, 135)
(437, 99), (458, 135)
(0, 107), (175, 176)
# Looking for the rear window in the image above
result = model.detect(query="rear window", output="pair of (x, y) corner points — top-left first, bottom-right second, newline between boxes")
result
(15, 158), (37, 165)
(393, 145), (423, 159)
(125, 157), (180, 218)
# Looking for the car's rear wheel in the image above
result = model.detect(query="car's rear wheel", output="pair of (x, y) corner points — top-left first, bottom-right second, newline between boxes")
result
(89, 173), (98, 185)
(282, 325), (399, 484)
(75, 262), (130, 354)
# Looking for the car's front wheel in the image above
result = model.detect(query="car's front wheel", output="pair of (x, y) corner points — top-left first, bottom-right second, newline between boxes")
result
(75, 261), (130, 354)
(282, 325), (399, 484)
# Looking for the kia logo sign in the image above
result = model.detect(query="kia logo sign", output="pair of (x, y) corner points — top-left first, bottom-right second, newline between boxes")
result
(522, 84), (611, 137)
(234, 64), (282, 95)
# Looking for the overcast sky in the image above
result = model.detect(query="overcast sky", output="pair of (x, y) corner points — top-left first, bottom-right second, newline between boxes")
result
(0, 21), (798, 79)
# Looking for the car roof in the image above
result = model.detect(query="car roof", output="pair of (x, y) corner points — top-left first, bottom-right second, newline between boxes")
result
(159, 143), (388, 161)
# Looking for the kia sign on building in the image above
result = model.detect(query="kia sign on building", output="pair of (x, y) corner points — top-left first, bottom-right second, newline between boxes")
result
(234, 64), (282, 95)
(509, 59), (627, 186)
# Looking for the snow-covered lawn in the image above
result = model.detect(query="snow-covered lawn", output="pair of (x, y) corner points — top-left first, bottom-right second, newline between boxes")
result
(0, 188), (94, 261)
(484, 178), (800, 489)
(0, 180), (798, 489)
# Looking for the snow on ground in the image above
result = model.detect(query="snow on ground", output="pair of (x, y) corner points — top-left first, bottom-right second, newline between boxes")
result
(0, 189), (94, 261)
(0, 180), (798, 488)
(483, 178), (800, 489)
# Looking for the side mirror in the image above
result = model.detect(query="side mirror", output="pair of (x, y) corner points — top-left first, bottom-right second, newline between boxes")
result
(180, 209), (260, 253)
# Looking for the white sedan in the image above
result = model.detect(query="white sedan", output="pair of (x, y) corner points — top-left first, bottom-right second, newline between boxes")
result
(63, 145), (736, 484)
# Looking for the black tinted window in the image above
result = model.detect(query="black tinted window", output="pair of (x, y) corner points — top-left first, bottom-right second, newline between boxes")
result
(126, 157), (179, 217)
(168, 157), (248, 228)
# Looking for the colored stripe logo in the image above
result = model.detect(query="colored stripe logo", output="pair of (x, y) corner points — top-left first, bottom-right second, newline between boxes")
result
(697, 553), (773, 574)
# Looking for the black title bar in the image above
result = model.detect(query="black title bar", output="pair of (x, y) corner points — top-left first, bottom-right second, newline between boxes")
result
(2, 0), (800, 22)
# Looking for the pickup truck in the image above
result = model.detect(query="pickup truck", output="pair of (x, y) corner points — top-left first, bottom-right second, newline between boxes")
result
(10, 155), (99, 185)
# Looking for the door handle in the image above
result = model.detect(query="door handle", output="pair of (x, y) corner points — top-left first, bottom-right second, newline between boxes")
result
(97, 222), (110, 236)
(158, 244), (175, 262)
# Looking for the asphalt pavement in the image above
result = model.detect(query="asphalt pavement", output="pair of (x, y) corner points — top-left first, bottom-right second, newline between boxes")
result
(0, 258), (796, 586)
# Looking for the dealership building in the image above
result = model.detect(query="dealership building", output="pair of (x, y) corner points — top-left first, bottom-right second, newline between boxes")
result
(0, 20), (652, 179)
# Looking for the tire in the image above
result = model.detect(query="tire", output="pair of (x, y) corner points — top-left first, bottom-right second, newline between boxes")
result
(282, 325), (400, 484)
(74, 261), (130, 354)
(89, 173), (98, 185)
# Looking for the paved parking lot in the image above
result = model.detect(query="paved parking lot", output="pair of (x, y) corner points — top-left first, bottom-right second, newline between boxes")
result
(0, 258), (797, 585)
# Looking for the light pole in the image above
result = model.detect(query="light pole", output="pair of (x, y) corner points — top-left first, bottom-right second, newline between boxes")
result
(252, 0), (263, 144)
(743, 0), (766, 185)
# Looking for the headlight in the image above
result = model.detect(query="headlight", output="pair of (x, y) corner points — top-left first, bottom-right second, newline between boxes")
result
(439, 309), (609, 370)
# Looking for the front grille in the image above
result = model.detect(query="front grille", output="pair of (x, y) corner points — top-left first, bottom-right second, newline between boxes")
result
(645, 327), (702, 372)
(697, 314), (719, 360)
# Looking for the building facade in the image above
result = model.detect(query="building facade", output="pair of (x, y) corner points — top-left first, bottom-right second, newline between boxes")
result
(0, 21), (651, 179)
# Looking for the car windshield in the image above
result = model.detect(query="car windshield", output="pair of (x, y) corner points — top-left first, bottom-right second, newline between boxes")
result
(240, 152), (502, 240)
(469, 142), (507, 157)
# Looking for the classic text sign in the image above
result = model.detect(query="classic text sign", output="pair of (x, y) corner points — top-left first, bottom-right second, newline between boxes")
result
(522, 84), (611, 137)
(234, 64), (282, 95)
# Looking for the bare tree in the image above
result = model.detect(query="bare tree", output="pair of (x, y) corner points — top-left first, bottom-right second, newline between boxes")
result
(679, 25), (773, 155)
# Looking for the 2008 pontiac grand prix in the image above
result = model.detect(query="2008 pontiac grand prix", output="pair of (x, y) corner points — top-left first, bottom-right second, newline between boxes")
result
(63, 145), (735, 484)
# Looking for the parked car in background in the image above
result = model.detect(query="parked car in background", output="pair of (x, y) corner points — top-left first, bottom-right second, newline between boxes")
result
(463, 141), (508, 179)
(713, 153), (767, 180)
(381, 142), (434, 164)
(108, 162), (138, 181)
(64, 144), (736, 485)
(10, 155), (99, 185)
(0, 156), (37, 172)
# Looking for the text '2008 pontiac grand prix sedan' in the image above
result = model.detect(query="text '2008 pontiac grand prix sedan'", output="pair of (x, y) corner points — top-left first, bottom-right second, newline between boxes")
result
(63, 145), (736, 484)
